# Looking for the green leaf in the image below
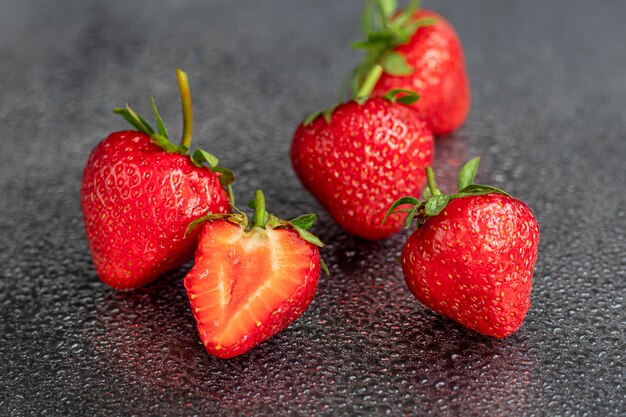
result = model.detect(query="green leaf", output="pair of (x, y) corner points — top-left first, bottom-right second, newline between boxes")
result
(352, 38), (390, 49)
(457, 157), (480, 191)
(191, 149), (219, 168)
(320, 258), (330, 275)
(382, 196), (420, 225)
(393, 0), (421, 27)
(128, 105), (155, 134)
(150, 97), (168, 139)
(303, 110), (322, 126)
(352, 41), (373, 50)
(185, 215), (212, 237)
(292, 225), (324, 248)
(377, 0), (397, 18)
(113, 108), (140, 131)
(400, 18), (437, 40)
(304, 103), (339, 127)
(226, 185), (238, 211)
(151, 133), (181, 153)
(387, 23), (411, 44)
(267, 214), (281, 228)
(360, 0), (376, 34)
(289, 213), (317, 230)
(408, 17), (437, 28)
(211, 166), (235, 187)
(383, 89), (419, 105)
(397, 94), (420, 105)
(424, 194), (450, 216)
(382, 52), (413, 76)
(184, 213), (241, 237)
(113, 105), (155, 135)
(403, 204), (420, 229)
(366, 31), (396, 44)
(324, 103), (340, 123)
(421, 186), (432, 200)
(453, 184), (511, 198)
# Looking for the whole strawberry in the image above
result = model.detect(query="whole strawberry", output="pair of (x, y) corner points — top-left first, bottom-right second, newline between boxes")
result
(385, 158), (540, 337)
(184, 190), (326, 359)
(81, 69), (234, 290)
(291, 65), (434, 240)
(351, 0), (470, 135)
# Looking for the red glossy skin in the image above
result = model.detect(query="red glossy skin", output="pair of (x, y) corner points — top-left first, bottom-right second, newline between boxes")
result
(401, 194), (540, 337)
(372, 9), (470, 135)
(185, 221), (321, 359)
(291, 98), (434, 240)
(80, 131), (230, 290)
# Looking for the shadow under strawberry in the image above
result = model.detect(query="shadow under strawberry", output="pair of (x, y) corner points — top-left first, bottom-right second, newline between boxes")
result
(389, 307), (541, 415)
(82, 271), (332, 415)
(83, 267), (204, 384)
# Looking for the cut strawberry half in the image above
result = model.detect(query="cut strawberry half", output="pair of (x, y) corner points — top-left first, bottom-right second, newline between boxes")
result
(184, 190), (325, 358)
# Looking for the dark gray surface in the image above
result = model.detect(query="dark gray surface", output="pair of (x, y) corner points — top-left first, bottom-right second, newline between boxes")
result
(0, 0), (625, 416)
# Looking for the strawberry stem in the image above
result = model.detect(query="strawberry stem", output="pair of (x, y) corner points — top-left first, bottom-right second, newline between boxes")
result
(356, 64), (383, 100)
(425, 166), (442, 196)
(176, 68), (193, 152)
(253, 190), (266, 228)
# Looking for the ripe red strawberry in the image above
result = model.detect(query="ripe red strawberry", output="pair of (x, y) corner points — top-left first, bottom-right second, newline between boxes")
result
(385, 158), (540, 337)
(291, 66), (434, 240)
(81, 69), (234, 290)
(351, 0), (470, 135)
(184, 190), (325, 359)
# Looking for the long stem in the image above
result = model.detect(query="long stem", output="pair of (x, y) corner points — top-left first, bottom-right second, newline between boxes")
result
(253, 190), (266, 228)
(356, 64), (383, 99)
(425, 166), (441, 196)
(176, 68), (193, 151)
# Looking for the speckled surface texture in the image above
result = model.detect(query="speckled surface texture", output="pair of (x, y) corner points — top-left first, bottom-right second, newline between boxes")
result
(0, 0), (625, 416)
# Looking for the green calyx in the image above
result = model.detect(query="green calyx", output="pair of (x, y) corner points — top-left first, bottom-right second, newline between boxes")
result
(113, 68), (235, 189)
(303, 102), (340, 126)
(382, 89), (420, 105)
(302, 1), (427, 127)
(383, 157), (511, 229)
(354, 64), (420, 105)
(185, 190), (329, 274)
(350, 0), (435, 97)
(302, 65), (420, 127)
(302, 64), (385, 127)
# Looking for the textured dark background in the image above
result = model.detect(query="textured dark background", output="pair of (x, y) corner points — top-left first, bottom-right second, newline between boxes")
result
(1, 0), (625, 416)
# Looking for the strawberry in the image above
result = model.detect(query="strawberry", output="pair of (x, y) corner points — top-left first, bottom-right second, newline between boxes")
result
(81, 69), (234, 290)
(351, 0), (470, 135)
(385, 158), (540, 337)
(184, 190), (326, 359)
(291, 65), (434, 240)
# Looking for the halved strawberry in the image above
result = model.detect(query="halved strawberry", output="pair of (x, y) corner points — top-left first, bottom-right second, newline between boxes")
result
(184, 190), (325, 358)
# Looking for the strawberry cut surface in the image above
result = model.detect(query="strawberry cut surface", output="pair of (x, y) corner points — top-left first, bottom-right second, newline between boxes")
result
(184, 220), (320, 359)
(81, 131), (230, 290)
